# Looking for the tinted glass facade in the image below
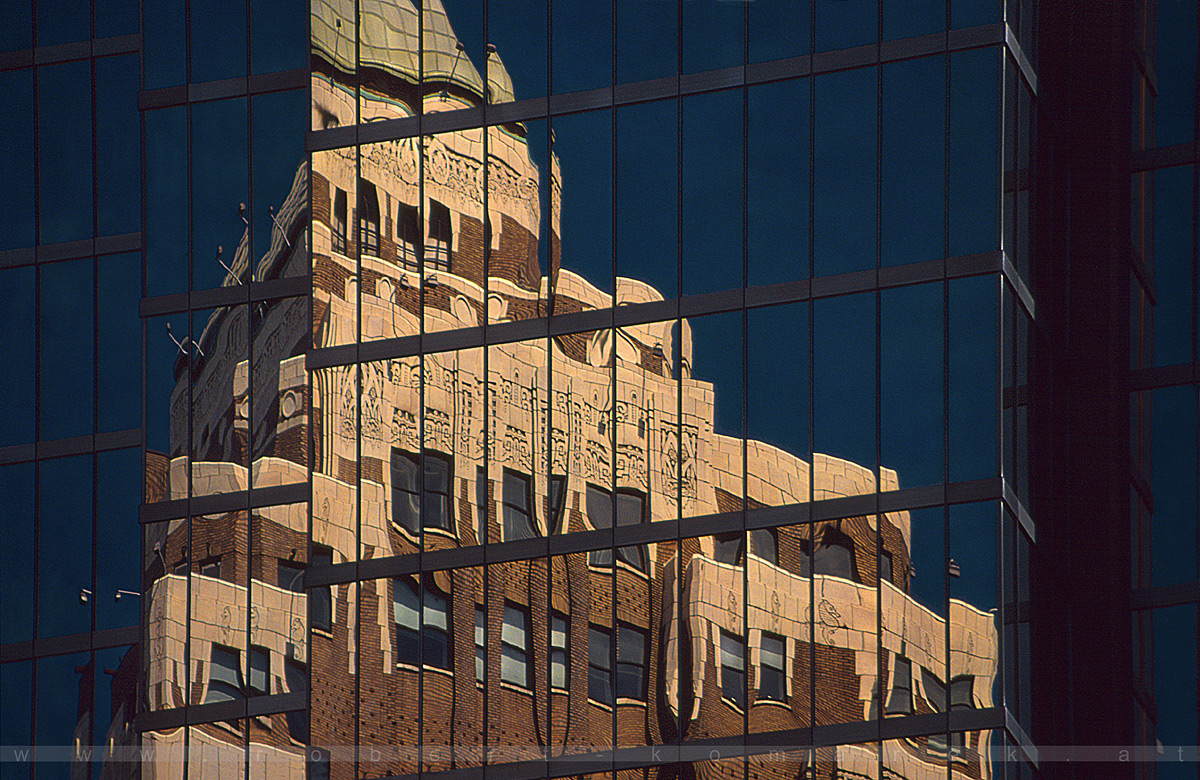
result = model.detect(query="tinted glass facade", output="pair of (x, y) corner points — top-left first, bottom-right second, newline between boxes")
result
(0, 1), (1192, 780)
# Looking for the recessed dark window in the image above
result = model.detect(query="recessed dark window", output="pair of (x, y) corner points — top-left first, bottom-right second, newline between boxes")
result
(358, 180), (380, 256)
(278, 559), (305, 593)
(548, 475), (567, 535)
(249, 645), (270, 696)
(500, 602), (530, 687)
(814, 528), (858, 581)
(204, 645), (243, 704)
(588, 625), (612, 705)
(391, 449), (452, 533)
(886, 656), (913, 715)
(475, 607), (486, 682)
(332, 188), (347, 255)
(616, 490), (647, 570)
(427, 200), (452, 270)
(284, 659), (309, 742)
(720, 630), (746, 709)
(550, 612), (569, 689)
(398, 202), (421, 268)
(879, 550), (894, 585)
(759, 632), (786, 702)
(502, 471), (537, 541)
(393, 577), (450, 670)
(617, 623), (647, 700)
(586, 484), (613, 567)
(310, 545), (333, 632)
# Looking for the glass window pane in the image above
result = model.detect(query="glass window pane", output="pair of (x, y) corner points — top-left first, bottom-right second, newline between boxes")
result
(38, 454), (93, 639)
(617, 100), (677, 301)
(39, 257), (95, 440)
(0, 69), (35, 250)
(814, 67), (877, 276)
(145, 107), (189, 296)
(192, 98), (249, 292)
(96, 54), (141, 237)
(0, 266), (36, 446)
(882, 56), (945, 268)
(683, 89), (743, 295)
(551, 0), (611, 94)
(38, 61), (93, 245)
(191, 0), (247, 83)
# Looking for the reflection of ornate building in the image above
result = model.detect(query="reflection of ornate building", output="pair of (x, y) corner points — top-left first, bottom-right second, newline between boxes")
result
(137, 2), (999, 780)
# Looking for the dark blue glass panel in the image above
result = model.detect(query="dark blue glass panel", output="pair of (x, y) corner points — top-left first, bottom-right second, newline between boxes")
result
(38, 61), (93, 244)
(1152, 165), (1195, 368)
(0, 0), (32, 52)
(0, 661), (33, 780)
(1154, 605), (1198, 780)
(617, 99), (677, 300)
(950, 0), (997, 28)
(551, 0), (611, 94)
(191, 0), (247, 83)
(191, 98), (249, 292)
(252, 90), (307, 277)
(252, 0), (306, 73)
(1155, 0), (1197, 147)
(616, 0), (677, 85)
(96, 53), (141, 237)
(683, 89), (742, 295)
(97, 252), (140, 432)
(145, 313), (190, 461)
(94, 0), (138, 38)
(0, 68), (34, 251)
(884, 0), (944, 39)
(683, 0), (743, 74)
(91, 646), (136, 780)
(748, 303), (809, 462)
(688, 311), (743, 441)
(1151, 386), (1199, 586)
(814, 292), (875, 471)
(814, 67), (877, 276)
(0, 267), (36, 447)
(35, 0), (89, 47)
(882, 282), (944, 488)
(882, 55), (945, 267)
(949, 502), (999, 693)
(948, 47), (999, 257)
(486, 0), (548, 100)
(552, 110), (612, 301)
(145, 106), (188, 296)
(749, 0), (808, 63)
(748, 79), (808, 287)
(816, 0), (877, 53)
(96, 449), (141, 629)
(905, 507), (947, 619)
(0, 463), (35, 644)
(143, 0), (186, 89)
(948, 274), (997, 482)
(39, 257), (95, 440)
(35, 653), (92, 764)
(38, 454), (93, 638)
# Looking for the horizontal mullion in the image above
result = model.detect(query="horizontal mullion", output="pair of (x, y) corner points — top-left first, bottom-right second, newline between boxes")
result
(0, 427), (141, 465)
(308, 478), (1004, 585)
(133, 691), (305, 733)
(139, 275), (309, 317)
(0, 624), (138, 663)
(308, 253), (1008, 368)
(305, 23), (1008, 153)
(0, 232), (142, 270)
(139, 481), (308, 524)
(138, 68), (307, 110)
(0, 33), (140, 71)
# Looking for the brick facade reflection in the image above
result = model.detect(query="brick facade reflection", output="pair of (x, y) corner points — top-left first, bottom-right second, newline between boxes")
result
(135, 1), (1001, 779)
